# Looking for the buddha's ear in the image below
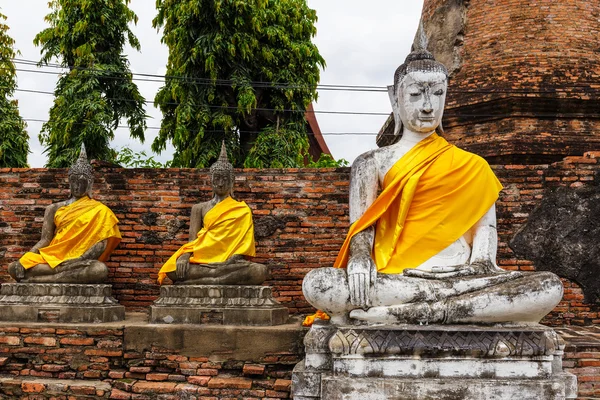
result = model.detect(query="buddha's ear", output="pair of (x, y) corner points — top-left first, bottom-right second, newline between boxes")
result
(388, 85), (402, 138)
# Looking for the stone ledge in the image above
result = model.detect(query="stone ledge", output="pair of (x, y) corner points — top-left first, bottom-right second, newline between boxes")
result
(0, 376), (111, 398)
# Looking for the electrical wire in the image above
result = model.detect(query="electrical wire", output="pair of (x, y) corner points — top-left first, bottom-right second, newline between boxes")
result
(11, 58), (600, 94)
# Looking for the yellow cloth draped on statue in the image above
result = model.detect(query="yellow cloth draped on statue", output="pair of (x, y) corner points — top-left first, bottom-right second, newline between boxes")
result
(334, 133), (503, 273)
(303, 134), (503, 326)
(157, 196), (256, 284)
(19, 196), (121, 269)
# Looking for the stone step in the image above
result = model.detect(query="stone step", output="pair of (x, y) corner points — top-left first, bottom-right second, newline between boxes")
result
(0, 375), (111, 398)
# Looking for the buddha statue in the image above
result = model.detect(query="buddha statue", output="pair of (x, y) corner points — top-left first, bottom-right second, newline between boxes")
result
(302, 30), (563, 326)
(8, 145), (121, 284)
(157, 142), (268, 285)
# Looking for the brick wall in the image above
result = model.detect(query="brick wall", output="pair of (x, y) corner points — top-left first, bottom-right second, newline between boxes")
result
(421, 0), (600, 164)
(0, 157), (598, 325)
(0, 322), (299, 399)
(0, 167), (350, 316)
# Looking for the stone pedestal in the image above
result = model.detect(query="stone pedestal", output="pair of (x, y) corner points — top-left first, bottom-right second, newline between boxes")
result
(0, 283), (125, 323)
(149, 285), (289, 326)
(292, 322), (578, 400)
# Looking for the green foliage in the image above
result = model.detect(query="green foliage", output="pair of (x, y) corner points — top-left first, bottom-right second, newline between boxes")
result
(243, 120), (308, 168)
(306, 153), (349, 168)
(34, 0), (147, 167)
(153, 0), (325, 168)
(0, 11), (29, 168)
(114, 147), (171, 168)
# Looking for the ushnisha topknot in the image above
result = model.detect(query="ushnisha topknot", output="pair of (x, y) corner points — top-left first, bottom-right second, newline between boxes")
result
(210, 141), (234, 181)
(68, 143), (94, 181)
(393, 21), (448, 92)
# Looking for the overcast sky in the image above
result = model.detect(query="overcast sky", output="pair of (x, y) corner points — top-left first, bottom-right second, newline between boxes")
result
(3, 1), (424, 167)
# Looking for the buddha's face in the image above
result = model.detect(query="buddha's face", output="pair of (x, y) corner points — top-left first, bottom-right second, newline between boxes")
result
(69, 174), (91, 198)
(211, 171), (233, 197)
(397, 71), (447, 134)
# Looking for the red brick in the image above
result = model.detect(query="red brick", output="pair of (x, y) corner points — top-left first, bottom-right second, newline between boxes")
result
(187, 376), (211, 386)
(22, 382), (45, 393)
(24, 337), (57, 347)
(243, 364), (266, 376)
(274, 379), (292, 391)
(0, 336), (20, 346)
(132, 381), (177, 394)
(208, 377), (252, 389)
(146, 373), (169, 381)
(60, 337), (94, 346)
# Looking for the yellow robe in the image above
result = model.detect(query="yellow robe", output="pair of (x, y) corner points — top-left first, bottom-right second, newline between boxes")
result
(303, 134), (502, 327)
(157, 196), (256, 284)
(20, 196), (121, 269)
(335, 133), (503, 273)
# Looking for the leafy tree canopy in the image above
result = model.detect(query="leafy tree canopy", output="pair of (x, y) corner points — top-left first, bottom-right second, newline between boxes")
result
(0, 11), (29, 168)
(34, 0), (147, 167)
(153, 0), (325, 168)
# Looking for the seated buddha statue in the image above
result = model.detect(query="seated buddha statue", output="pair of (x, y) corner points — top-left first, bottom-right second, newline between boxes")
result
(302, 32), (563, 326)
(8, 145), (121, 284)
(157, 142), (268, 285)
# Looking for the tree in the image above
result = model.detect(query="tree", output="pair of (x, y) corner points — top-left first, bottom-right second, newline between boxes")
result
(153, 0), (325, 168)
(0, 11), (29, 168)
(34, 0), (147, 167)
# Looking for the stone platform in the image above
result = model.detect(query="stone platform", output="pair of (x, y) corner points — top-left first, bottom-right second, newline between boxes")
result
(292, 323), (578, 400)
(149, 285), (289, 325)
(0, 283), (125, 323)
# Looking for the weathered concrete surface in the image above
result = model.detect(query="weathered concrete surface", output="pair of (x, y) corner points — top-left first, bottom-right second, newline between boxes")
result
(320, 375), (573, 400)
(421, 0), (468, 76)
(292, 323), (577, 399)
(126, 318), (306, 361)
(0, 283), (124, 323)
(510, 185), (600, 303)
(149, 285), (289, 325)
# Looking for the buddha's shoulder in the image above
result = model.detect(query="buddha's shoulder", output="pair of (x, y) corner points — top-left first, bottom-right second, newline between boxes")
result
(451, 146), (490, 166)
(352, 146), (397, 168)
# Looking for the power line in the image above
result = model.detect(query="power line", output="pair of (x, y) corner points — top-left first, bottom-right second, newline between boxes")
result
(12, 58), (600, 94)
(12, 59), (389, 92)
(12, 87), (391, 116)
(21, 118), (385, 136)
(14, 87), (600, 119)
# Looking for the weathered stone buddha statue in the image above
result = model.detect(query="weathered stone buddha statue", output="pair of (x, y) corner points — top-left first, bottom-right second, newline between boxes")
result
(8, 145), (121, 284)
(157, 143), (268, 285)
(302, 34), (564, 327)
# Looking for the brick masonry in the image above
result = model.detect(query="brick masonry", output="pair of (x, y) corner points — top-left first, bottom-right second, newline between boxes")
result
(421, 0), (600, 164)
(1, 162), (600, 398)
(0, 160), (599, 326)
(0, 319), (298, 399)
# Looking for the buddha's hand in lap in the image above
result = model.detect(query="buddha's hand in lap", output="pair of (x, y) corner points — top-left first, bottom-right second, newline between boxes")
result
(347, 254), (378, 308)
(176, 254), (191, 279)
(403, 260), (507, 280)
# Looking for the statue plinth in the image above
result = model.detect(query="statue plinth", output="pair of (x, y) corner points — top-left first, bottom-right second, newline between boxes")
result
(292, 323), (577, 400)
(0, 283), (125, 323)
(149, 285), (289, 326)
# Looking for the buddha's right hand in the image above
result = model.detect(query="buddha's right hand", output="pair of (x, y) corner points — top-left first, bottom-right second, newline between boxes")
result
(347, 255), (377, 308)
(176, 254), (191, 280)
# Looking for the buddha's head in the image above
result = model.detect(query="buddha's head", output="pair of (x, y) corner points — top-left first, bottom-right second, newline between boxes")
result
(210, 142), (235, 197)
(389, 23), (448, 139)
(68, 144), (94, 198)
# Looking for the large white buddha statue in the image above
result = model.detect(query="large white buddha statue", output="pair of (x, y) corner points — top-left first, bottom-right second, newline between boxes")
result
(302, 29), (563, 327)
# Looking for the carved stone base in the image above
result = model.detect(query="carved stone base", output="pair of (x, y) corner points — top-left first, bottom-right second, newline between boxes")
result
(0, 283), (125, 323)
(292, 323), (578, 399)
(149, 285), (289, 325)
